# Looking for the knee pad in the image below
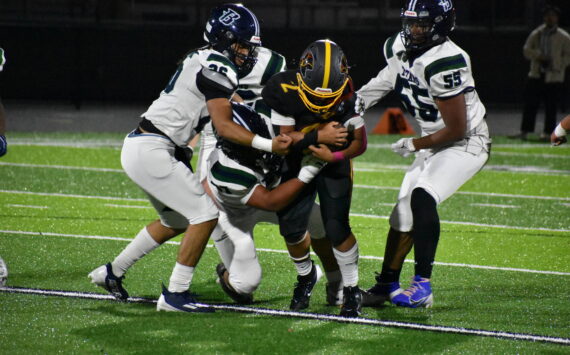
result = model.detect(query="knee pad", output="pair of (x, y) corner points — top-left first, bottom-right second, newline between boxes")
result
(410, 188), (439, 236)
(324, 219), (351, 247)
(229, 263), (262, 295)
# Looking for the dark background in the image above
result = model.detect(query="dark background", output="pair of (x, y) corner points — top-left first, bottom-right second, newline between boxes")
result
(1, 0), (570, 108)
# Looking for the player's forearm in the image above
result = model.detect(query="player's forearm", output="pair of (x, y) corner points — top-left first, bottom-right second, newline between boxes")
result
(336, 126), (367, 160)
(413, 125), (465, 150)
(208, 99), (255, 146)
(249, 179), (306, 211)
(561, 115), (570, 131)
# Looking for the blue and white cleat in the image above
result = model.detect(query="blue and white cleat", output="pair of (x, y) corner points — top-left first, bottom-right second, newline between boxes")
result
(157, 284), (215, 313)
(362, 276), (403, 307)
(392, 275), (433, 308)
(88, 263), (129, 301)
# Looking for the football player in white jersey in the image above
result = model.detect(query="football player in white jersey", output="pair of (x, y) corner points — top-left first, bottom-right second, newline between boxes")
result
(88, 4), (288, 312)
(195, 14), (345, 307)
(203, 102), (327, 304)
(356, 0), (491, 308)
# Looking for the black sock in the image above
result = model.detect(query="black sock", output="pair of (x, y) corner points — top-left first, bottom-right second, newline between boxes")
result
(410, 188), (440, 279)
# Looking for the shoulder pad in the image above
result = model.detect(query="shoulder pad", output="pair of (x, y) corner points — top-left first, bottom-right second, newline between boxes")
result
(260, 50), (287, 85)
(384, 33), (400, 60)
(424, 53), (467, 84)
(199, 67), (237, 94)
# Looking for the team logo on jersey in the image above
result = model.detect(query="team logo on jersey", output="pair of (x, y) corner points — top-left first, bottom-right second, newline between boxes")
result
(438, 0), (452, 12)
(219, 9), (241, 26)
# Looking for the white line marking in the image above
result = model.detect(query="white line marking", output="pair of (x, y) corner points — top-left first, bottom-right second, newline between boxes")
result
(491, 151), (568, 159)
(353, 164), (569, 176)
(3, 160), (568, 176)
(470, 203), (520, 209)
(367, 143), (570, 150)
(6, 204), (49, 209)
(1, 286), (568, 346)
(354, 185), (570, 201)
(0, 162), (123, 173)
(349, 213), (570, 233)
(1, 230), (569, 276)
(1, 189), (568, 232)
(104, 204), (151, 209)
(560, 203), (570, 207)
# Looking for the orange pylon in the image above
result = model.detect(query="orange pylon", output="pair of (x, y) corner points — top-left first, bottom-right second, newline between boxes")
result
(372, 107), (416, 135)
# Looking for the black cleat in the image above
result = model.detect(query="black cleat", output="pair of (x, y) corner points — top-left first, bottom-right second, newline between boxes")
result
(340, 286), (363, 317)
(362, 273), (403, 307)
(289, 261), (322, 311)
(216, 263), (253, 304)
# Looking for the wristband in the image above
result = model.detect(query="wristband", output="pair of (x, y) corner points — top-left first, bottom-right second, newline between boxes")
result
(332, 151), (345, 162)
(251, 134), (273, 153)
(554, 123), (567, 138)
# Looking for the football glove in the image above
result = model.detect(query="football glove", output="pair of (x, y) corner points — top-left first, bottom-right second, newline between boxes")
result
(391, 137), (416, 158)
(298, 155), (327, 183)
(354, 94), (365, 116)
(0, 135), (7, 157)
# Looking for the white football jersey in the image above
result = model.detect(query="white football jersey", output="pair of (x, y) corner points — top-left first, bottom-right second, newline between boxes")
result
(358, 34), (486, 136)
(207, 149), (279, 212)
(198, 47), (286, 180)
(142, 48), (238, 147)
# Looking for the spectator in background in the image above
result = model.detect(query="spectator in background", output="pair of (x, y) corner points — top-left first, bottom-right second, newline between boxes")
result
(0, 47), (7, 157)
(510, 5), (570, 141)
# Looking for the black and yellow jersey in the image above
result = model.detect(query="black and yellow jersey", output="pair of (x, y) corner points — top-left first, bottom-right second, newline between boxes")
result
(261, 70), (358, 133)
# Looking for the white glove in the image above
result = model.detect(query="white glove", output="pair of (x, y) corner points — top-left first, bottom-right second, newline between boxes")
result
(354, 94), (365, 116)
(298, 155), (328, 183)
(391, 138), (416, 157)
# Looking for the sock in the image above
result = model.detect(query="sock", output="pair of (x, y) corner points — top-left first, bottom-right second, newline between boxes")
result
(325, 269), (342, 284)
(291, 252), (312, 277)
(333, 242), (359, 287)
(111, 227), (160, 277)
(168, 262), (195, 293)
(410, 188), (440, 279)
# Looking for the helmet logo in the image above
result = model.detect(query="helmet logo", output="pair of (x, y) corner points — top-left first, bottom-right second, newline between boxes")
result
(438, 0), (452, 12)
(219, 9), (241, 26)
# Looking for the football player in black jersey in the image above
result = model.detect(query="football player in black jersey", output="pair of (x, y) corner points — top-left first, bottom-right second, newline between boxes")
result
(262, 39), (368, 317)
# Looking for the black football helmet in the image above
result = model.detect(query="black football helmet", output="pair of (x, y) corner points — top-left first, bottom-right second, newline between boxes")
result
(296, 39), (350, 115)
(203, 4), (262, 74)
(217, 103), (283, 184)
(401, 0), (455, 52)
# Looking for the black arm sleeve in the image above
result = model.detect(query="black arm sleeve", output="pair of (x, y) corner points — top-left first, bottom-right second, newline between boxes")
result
(196, 68), (235, 101)
(291, 130), (318, 153)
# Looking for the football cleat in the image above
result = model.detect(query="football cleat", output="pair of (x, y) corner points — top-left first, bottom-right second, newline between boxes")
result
(157, 284), (215, 313)
(392, 275), (434, 308)
(0, 257), (8, 287)
(339, 286), (363, 317)
(361, 273), (403, 307)
(289, 261), (322, 311)
(216, 263), (254, 305)
(325, 280), (343, 306)
(88, 263), (129, 301)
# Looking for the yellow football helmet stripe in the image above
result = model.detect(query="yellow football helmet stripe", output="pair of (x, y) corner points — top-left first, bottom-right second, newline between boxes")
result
(322, 40), (331, 89)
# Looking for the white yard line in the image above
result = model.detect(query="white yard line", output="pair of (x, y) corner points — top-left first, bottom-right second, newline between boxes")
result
(354, 184), (570, 201)
(2, 160), (569, 175)
(6, 204), (49, 209)
(1, 230), (568, 276)
(350, 213), (570, 233)
(470, 203), (520, 209)
(104, 204), (151, 209)
(1, 286), (568, 346)
(2, 189), (569, 232)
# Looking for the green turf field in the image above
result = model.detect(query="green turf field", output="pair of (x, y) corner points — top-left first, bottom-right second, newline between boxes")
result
(1, 133), (569, 353)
